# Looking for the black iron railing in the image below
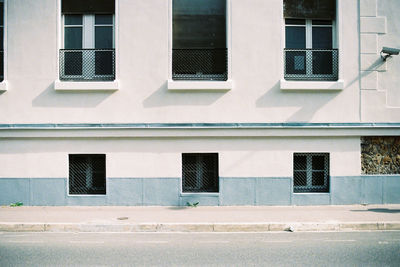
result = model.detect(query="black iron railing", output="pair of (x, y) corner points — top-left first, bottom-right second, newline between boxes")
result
(172, 48), (227, 81)
(0, 50), (3, 82)
(59, 49), (115, 81)
(284, 48), (338, 81)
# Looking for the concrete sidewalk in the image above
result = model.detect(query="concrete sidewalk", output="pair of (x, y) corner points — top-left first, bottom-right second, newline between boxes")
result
(1, 205), (400, 232)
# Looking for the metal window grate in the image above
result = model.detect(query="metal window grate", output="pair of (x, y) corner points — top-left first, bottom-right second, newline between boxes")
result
(59, 49), (115, 81)
(0, 50), (3, 82)
(172, 48), (227, 81)
(284, 49), (338, 81)
(182, 153), (219, 193)
(69, 154), (106, 195)
(293, 153), (329, 193)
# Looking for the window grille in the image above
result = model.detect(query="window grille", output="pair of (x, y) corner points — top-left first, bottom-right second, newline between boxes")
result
(172, 48), (227, 81)
(60, 49), (115, 81)
(69, 154), (106, 195)
(293, 153), (329, 193)
(284, 49), (338, 81)
(182, 153), (219, 193)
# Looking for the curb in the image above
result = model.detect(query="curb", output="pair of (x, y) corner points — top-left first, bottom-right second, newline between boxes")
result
(1, 222), (400, 232)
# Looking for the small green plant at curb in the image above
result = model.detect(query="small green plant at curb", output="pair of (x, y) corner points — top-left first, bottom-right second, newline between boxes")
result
(186, 201), (199, 207)
(10, 202), (23, 207)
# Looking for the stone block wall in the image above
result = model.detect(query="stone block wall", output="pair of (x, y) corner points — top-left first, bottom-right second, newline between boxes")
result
(361, 136), (400, 174)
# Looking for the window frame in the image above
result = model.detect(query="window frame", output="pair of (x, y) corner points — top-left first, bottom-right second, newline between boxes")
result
(68, 154), (107, 196)
(56, 0), (119, 88)
(0, 0), (7, 90)
(167, 0), (232, 89)
(61, 13), (115, 81)
(181, 153), (219, 194)
(281, 0), (342, 85)
(293, 152), (330, 193)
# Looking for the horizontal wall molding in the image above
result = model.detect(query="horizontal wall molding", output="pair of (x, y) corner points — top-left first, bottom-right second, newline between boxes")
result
(0, 123), (399, 138)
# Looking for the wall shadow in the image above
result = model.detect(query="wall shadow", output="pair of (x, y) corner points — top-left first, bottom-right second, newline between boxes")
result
(351, 208), (400, 213)
(256, 81), (341, 122)
(32, 82), (114, 108)
(143, 81), (227, 108)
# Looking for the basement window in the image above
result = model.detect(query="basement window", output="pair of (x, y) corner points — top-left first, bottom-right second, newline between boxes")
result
(293, 153), (329, 193)
(182, 153), (219, 193)
(69, 154), (106, 195)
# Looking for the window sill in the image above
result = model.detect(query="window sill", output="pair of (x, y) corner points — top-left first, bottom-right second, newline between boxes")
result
(54, 80), (119, 91)
(167, 80), (232, 91)
(180, 192), (219, 197)
(280, 79), (344, 91)
(0, 81), (8, 91)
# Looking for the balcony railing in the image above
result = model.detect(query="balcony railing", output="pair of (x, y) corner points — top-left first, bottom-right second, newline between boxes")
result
(284, 48), (338, 81)
(172, 48), (227, 81)
(0, 50), (3, 82)
(59, 49), (115, 81)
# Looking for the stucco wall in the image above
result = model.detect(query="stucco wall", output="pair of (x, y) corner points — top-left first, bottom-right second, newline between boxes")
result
(360, 0), (400, 121)
(0, 0), (360, 124)
(0, 136), (361, 178)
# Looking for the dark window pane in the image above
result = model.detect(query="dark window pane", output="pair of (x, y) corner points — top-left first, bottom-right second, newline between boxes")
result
(69, 154), (106, 195)
(182, 153), (218, 193)
(95, 14), (113, 24)
(285, 51), (306, 74)
(95, 26), (113, 49)
(312, 155), (326, 170)
(0, 27), (3, 50)
(173, 0), (226, 49)
(312, 27), (332, 49)
(0, 51), (3, 81)
(0, 3), (3, 26)
(294, 171), (307, 186)
(64, 51), (82, 76)
(312, 20), (332, 25)
(313, 51), (333, 74)
(294, 155), (307, 170)
(95, 50), (113, 75)
(285, 26), (306, 49)
(285, 19), (305, 25)
(65, 27), (82, 49)
(312, 171), (325, 186)
(65, 14), (82, 25)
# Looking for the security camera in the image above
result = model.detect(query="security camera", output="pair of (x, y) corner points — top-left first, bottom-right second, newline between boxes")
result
(381, 47), (400, 61)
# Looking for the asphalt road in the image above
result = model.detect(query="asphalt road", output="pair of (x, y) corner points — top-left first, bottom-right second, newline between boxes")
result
(1, 231), (400, 266)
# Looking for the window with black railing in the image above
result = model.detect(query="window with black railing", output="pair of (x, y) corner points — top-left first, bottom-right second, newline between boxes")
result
(61, 1), (115, 81)
(60, 49), (115, 81)
(0, 1), (4, 82)
(172, 0), (227, 81)
(284, 0), (338, 81)
(284, 48), (338, 81)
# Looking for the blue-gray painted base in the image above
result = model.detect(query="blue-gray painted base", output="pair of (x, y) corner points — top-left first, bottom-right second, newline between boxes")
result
(0, 176), (399, 206)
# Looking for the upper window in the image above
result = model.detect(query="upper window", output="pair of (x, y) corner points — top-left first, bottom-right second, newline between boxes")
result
(0, 1), (4, 82)
(60, 0), (115, 81)
(293, 153), (329, 193)
(182, 153), (219, 193)
(283, 0), (338, 81)
(69, 154), (106, 195)
(172, 0), (227, 81)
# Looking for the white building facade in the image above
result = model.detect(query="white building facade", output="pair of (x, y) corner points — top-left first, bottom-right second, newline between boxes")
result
(0, 0), (399, 206)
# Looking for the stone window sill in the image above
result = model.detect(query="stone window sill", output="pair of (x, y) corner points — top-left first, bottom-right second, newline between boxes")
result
(0, 81), (8, 91)
(54, 80), (119, 91)
(167, 79), (232, 91)
(280, 79), (344, 91)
